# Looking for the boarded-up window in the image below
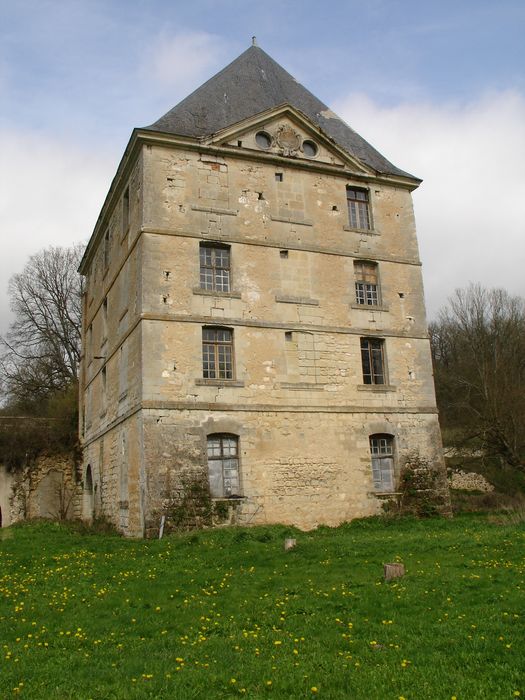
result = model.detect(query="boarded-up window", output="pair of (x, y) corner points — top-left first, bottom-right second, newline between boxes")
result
(207, 434), (240, 497)
(200, 244), (231, 292)
(360, 337), (385, 384)
(347, 187), (371, 230)
(202, 327), (234, 379)
(354, 261), (379, 306)
(370, 434), (395, 492)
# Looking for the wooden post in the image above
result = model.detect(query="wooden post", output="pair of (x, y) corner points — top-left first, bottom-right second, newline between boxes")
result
(159, 515), (166, 540)
(384, 562), (405, 581)
(284, 538), (296, 551)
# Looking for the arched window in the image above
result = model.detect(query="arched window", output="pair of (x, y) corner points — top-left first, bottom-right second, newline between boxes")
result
(206, 434), (240, 498)
(369, 434), (395, 492)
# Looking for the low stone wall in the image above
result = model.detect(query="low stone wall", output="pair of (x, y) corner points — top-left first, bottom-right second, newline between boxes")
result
(0, 454), (80, 527)
(449, 469), (494, 492)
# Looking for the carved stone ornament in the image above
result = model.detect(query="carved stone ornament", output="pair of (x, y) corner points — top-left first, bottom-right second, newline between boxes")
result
(274, 124), (302, 157)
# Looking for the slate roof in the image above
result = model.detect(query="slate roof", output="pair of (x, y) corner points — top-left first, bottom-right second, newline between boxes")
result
(144, 45), (417, 180)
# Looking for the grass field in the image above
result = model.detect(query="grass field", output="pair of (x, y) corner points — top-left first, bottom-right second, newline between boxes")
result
(1, 515), (524, 699)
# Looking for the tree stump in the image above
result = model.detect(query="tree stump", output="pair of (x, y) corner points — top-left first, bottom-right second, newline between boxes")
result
(384, 563), (405, 581)
(284, 538), (297, 551)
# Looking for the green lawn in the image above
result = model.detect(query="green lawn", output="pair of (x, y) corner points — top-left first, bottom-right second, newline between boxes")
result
(1, 516), (524, 699)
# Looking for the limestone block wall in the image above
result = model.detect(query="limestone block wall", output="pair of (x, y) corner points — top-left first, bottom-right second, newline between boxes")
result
(139, 408), (445, 532)
(140, 320), (436, 410)
(0, 454), (78, 527)
(80, 411), (143, 534)
(79, 130), (448, 536)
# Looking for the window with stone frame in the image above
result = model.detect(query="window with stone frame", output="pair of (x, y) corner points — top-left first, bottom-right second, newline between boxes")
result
(207, 434), (241, 497)
(360, 337), (385, 384)
(346, 187), (371, 230)
(369, 434), (395, 492)
(354, 260), (380, 306)
(202, 327), (234, 379)
(199, 243), (231, 292)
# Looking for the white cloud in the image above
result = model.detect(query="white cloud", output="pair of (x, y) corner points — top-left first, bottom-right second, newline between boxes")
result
(0, 129), (117, 334)
(140, 31), (229, 99)
(334, 90), (525, 318)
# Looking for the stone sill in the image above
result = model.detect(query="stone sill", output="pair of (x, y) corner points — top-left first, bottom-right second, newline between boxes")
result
(191, 204), (238, 217)
(357, 384), (397, 392)
(343, 225), (379, 236)
(372, 491), (401, 498)
(195, 378), (245, 387)
(270, 215), (313, 227)
(275, 294), (319, 306)
(211, 496), (245, 502)
(350, 303), (389, 312)
(280, 382), (326, 390)
(193, 287), (242, 299)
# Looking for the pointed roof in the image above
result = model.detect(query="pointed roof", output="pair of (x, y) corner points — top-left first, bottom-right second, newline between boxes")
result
(144, 45), (417, 181)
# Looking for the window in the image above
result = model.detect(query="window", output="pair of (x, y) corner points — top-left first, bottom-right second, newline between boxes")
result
(354, 261), (379, 306)
(207, 434), (240, 497)
(255, 131), (272, 149)
(302, 140), (318, 157)
(346, 187), (371, 230)
(370, 435), (395, 492)
(202, 327), (234, 379)
(360, 337), (385, 384)
(200, 244), (231, 292)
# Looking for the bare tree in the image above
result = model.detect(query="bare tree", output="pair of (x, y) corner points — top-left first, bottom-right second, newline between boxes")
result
(0, 245), (83, 408)
(430, 284), (525, 470)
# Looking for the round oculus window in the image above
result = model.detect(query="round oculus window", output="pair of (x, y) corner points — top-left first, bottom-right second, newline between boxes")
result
(302, 140), (318, 157)
(255, 131), (272, 149)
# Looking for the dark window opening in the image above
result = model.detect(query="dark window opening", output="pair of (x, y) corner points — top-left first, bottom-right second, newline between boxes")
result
(255, 131), (272, 149)
(360, 337), (385, 384)
(123, 187), (130, 233)
(103, 230), (110, 269)
(302, 140), (318, 157)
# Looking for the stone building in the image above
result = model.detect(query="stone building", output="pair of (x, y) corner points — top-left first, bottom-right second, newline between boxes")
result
(78, 43), (447, 536)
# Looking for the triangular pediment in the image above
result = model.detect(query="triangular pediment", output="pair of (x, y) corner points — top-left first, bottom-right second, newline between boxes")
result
(205, 105), (372, 175)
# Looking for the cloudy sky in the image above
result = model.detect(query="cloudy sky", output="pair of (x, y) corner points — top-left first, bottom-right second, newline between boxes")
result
(1, 0), (524, 334)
